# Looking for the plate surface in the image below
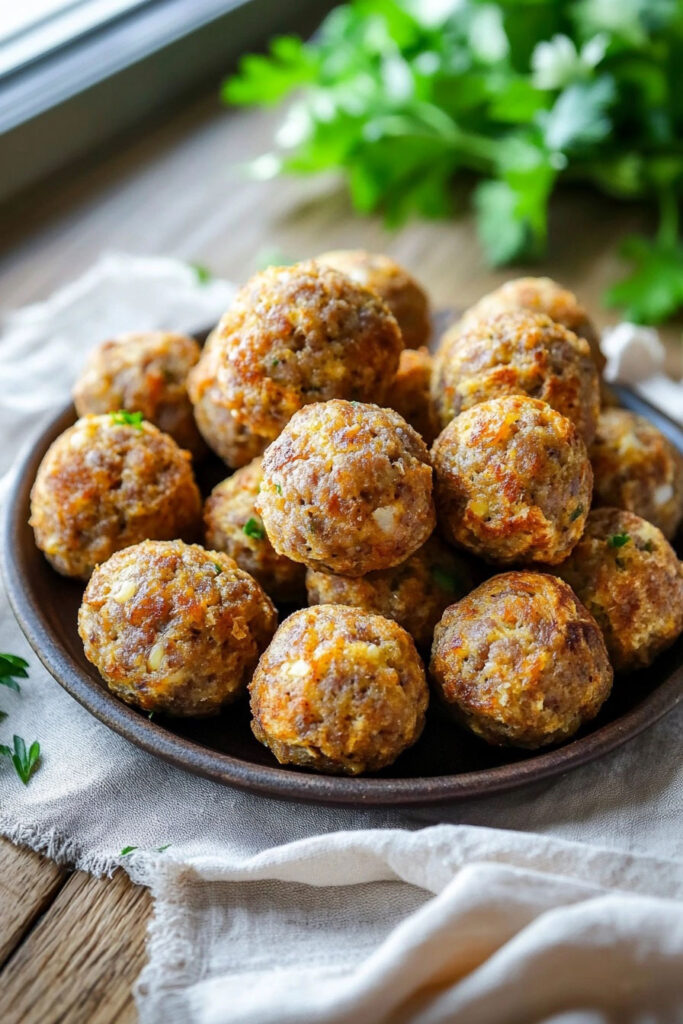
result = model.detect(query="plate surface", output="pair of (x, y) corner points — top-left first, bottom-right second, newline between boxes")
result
(2, 393), (682, 806)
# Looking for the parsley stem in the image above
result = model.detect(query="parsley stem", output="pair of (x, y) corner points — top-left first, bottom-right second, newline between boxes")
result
(657, 186), (679, 249)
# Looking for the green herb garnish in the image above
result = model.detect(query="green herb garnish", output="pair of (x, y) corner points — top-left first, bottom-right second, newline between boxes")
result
(110, 409), (144, 431)
(190, 262), (212, 284)
(271, 358), (280, 368)
(243, 517), (265, 540)
(120, 845), (138, 856)
(608, 532), (630, 548)
(0, 735), (40, 785)
(213, 562), (223, 574)
(0, 653), (28, 693)
(223, 3), (683, 324)
(569, 504), (584, 522)
(274, 483), (282, 495)
(431, 567), (459, 592)
(156, 844), (172, 853)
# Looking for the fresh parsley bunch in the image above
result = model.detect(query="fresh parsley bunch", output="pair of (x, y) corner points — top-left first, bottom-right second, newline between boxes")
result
(223, 0), (683, 323)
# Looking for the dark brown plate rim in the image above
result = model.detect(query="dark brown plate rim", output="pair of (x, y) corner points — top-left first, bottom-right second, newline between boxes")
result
(2, 401), (682, 807)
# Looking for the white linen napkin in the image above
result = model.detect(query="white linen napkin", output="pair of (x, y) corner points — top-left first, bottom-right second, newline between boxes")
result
(1, 254), (682, 1024)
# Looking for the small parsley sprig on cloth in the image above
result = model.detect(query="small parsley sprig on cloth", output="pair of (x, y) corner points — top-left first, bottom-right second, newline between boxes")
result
(223, 0), (683, 323)
(0, 653), (42, 785)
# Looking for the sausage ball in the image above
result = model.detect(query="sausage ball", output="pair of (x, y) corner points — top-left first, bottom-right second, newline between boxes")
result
(256, 400), (436, 576)
(203, 458), (305, 603)
(554, 509), (683, 672)
(432, 395), (592, 565)
(430, 572), (613, 748)
(30, 414), (201, 580)
(73, 331), (205, 457)
(305, 536), (472, 648)
(249, 605), (429, 774)
(187, 261), (403, 467)
(317, 249), (430, 349)
(431, 311), (599, 444)
(462, 276), (604, 370)
(79, 540), (277, 716)
(590, 409), (683, 540)
(389, 347), (439, 445)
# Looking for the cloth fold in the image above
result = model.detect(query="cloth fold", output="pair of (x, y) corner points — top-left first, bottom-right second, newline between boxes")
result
(0, 254), (681, 1024)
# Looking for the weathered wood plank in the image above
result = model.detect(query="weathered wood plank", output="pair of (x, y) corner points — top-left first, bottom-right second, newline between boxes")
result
(0, 836), (68, 968)
(0, 867), (150, 1024)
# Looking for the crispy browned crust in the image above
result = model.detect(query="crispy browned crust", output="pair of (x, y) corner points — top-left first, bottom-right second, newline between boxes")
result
(461, 276), (604, 369)
(590, 409), (683, 540)
(389, 347), (439, 444)
(430, 571), (613, 748)
(78, 540), (277, 716)
(187, 261), (403, 467)
(30, 415), (201, 580)
(317, 249), (431, 349)
(431, 310), (599, 444)
(256, 399), (436, 576)
(553, 509), (683, 672)
(249, 604), (429, 774)
(203, 457), (305, 603)
(431, 395), (592, 565)
(305, 535), (472, 648)
(73, 331), (205, 457)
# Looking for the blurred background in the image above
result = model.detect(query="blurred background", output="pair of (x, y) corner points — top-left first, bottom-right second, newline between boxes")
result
(0, 0), (681, 370)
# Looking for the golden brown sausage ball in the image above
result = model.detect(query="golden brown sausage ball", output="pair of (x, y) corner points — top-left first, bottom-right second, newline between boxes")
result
(203, 458), (305, 603)
(462, 276), (604, 370)
(554, 509), (683, 672)
(30, 414), (201, 580)
(432, 395), (592, 565)
(389, 347), (439, 445)
(590, 409), (683, 540)
(249, 605), (428, 774)
(79, 540), (277, 716)
(73, 331), (205, 457)
(431, 311), (599, 444)
(305, 536), (472, 648)
(317, 249), (431, 349)
(256, 400), (436, 576)
(187, 261), (403, 467)
(430, 572), (612, 748)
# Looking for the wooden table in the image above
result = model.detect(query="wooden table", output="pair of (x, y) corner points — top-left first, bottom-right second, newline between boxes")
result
(0, 91), (680, 1024)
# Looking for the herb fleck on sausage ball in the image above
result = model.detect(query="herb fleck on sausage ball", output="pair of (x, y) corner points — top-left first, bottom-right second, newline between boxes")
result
(305, 536), (472, 648)
(432, 310), (599, 444)
(554, 509), (683, 672)
(73, 331), (205, 457)
(317, 249), (431, 349)
(256, 400), (436, 576)
(30, 414), (201, 580)
(187, 261), (403, 467)
(390, 347), (439, 444)
(79, 540), (277, 716)
(462, 276), (604, 370)
(590, 409), (683, 540)
(430, 572), (613, 748)
(432, 395), (592, 565)
(204, 458), (305, 603)
(249, 605), (428, 774)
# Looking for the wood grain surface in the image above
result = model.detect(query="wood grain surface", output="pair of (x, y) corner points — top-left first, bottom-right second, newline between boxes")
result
(0, 89), (680, 1023)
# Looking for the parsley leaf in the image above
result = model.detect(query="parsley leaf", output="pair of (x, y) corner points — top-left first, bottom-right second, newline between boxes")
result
(110, 410), (144, 431)
(605, 234), (683, 323)
(189, 262), (212, 284)
(569, 504), (584, 521)
(608, 532), (630, 548)
(243, 517), (266, 540)
(1, 735), (41, 785)
(0, 653), (28, 693)
(120, 845), (138, 856)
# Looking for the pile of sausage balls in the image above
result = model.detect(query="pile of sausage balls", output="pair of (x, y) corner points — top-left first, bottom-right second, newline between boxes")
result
(30, 254), (683, 776)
